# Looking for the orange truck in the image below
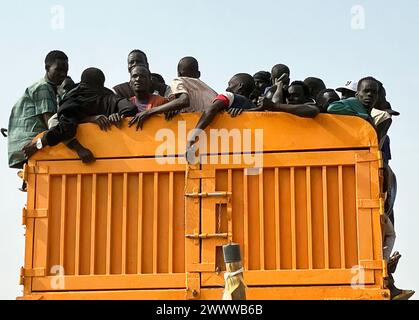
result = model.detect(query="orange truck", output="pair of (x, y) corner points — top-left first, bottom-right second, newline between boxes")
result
(18, 113), (389, 300)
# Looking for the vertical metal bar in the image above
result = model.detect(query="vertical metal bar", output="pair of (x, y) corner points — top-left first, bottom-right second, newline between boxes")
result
(338, 166), (346, 268)
(137, 173), (143, 274)
(153, 173), (158, 274)
(168, 172), (174, 274)
(74, 174), (82, 276)
(243, 170), (249, 270)
(369, 153), (383, 286)
(355, 157), (374, 280)
(290, 168), (297, 270)
(106, 174), (112, 275)
(23, 165), (36, 296)
(322, 166), (329, 269)
(122, 173), (128, 275)
(59, 175), (66, 268)
(306, 167), (313, 270)
(259, 170), (265, 270)
(274, 168), (280, 270)
(90, 174), (97, 275)
(45, 175), (51, 272)
(227, 170), (233, 242)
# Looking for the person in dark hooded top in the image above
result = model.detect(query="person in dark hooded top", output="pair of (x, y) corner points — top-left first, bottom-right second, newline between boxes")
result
(22, 67), (137, 163)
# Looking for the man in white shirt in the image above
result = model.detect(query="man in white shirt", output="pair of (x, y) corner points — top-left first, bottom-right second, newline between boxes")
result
(129, 56), (217, 129)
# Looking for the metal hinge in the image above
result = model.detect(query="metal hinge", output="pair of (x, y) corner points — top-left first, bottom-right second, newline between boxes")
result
(359, 260), (385, 270)
(21, 164), (49, 181)
(22, 208), (48, 225)
(357, 199), (382, 209)
(20, 267), (46, 285)
(356, 153), (382, 163)
(27, 165), (49, 175)
(357, 198), (384, 217)
(356, 152), (383, 168)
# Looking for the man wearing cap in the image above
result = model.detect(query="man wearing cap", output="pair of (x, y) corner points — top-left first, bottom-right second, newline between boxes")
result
(328, 77), (378, 122)
(329, 77), (413, 299)
(336, 80), (357, 100)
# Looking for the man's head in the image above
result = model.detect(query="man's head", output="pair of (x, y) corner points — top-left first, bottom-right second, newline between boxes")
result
(253, 71), (272, 94)
(177, 56), (200, 78)
(45, 50), (69, 86)
(304, 77), (326, 101)
(130, 66), (151, 95)
(356, 77), (379, 110)
(336, 80), (357, 100)
(226, 73), (255, 98)
(151, 73), (166, 94)
(81, 67), (106, 90)
(271, 64), (290, 85)
(316, 89), (340, 112)
(127, 50), (149, 72)
(287, 81), (310, 105)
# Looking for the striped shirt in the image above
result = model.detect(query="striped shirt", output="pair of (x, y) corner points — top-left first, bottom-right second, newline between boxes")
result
(7, 78), (58, 168)
(169, 77), (217, 113)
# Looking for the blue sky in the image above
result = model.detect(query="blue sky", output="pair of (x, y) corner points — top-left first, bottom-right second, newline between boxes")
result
(1, 0), (418, 299)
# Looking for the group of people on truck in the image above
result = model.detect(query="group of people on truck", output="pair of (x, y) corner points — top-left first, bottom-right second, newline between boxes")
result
(4, 50), (414, 300)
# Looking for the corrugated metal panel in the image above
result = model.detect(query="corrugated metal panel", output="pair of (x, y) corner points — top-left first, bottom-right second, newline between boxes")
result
(201, 150), (378, 287)
(32, 160), (186, 291)
(216, 164), (358, 271)
(22, 114), (386, 299)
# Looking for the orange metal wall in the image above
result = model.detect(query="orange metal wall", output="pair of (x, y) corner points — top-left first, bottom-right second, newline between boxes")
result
(46, 171), (186, 276)
(217, 165), (358, 272)
(20, 113), (388, 300)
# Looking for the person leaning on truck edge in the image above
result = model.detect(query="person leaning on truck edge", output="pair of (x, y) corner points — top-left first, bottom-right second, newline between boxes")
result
(22, 67), (137, 163)
(186, 73), (257, 151)
(327, 77), (391, 144)
(128, 56), (218, 130)
(327, 76), (414, 300)
(116, 66), (168, 129)
(113, 49), (150, 99)
(257, 79), (320, 118)
(7, 50), (69, 169)
(315, 89), (340, 113)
